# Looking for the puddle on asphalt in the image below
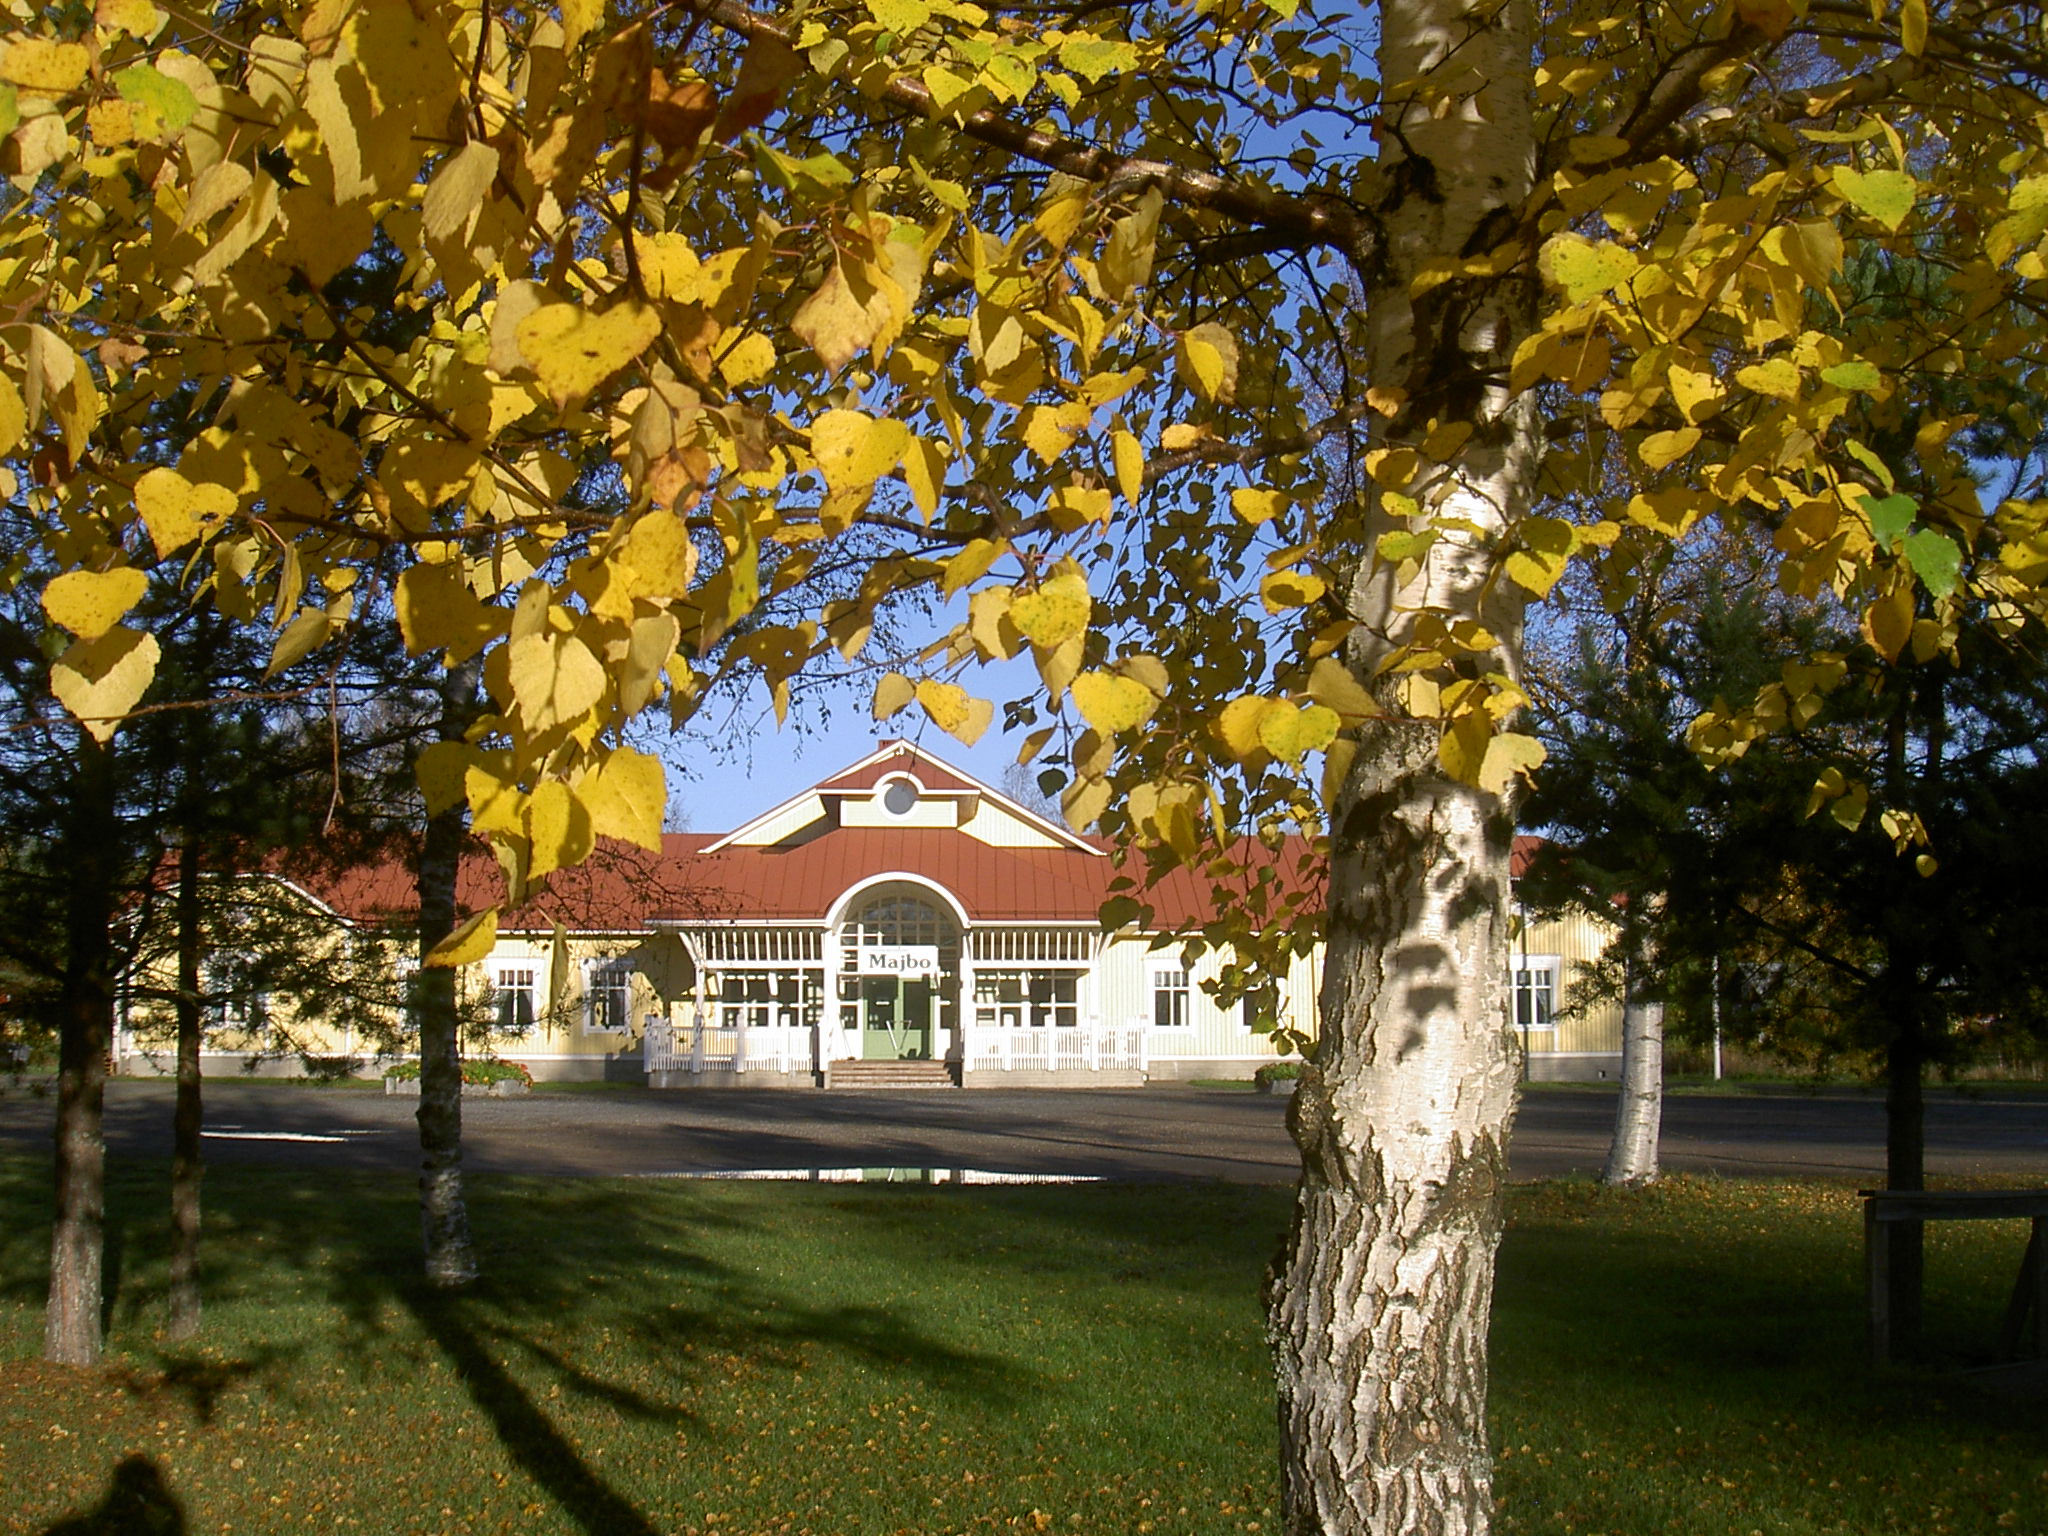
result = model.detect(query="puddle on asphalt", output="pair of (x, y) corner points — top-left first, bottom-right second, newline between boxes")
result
(204, 1127), (383, 1144)
(631, 1166), (1102, 1185)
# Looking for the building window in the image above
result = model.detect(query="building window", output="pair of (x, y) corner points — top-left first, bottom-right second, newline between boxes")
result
(972, 970), (1078, 1028)
(495, 966), (537, 1033)
(880, 776), (919, 816)
(204, 954), (267, 1040)
(1153, 969), (1190, 1030)
(717, 970), (808, 1029)
(586, 960), (632, 1033)
(1513, 959), (1560, 1030)
(394, 956), (421, 1036)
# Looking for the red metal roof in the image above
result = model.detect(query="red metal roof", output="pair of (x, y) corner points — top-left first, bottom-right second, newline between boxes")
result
(292, 744), (1542, 938)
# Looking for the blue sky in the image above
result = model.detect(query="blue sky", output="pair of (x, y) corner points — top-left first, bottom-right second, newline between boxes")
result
(661, 650), (1047, 833)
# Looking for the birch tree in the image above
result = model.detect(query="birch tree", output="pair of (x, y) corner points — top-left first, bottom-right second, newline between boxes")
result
(6, 0), (2048, 1530)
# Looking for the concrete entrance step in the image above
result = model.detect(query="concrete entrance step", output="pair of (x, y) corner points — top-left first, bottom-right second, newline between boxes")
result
(825, 1059), (957, 1090)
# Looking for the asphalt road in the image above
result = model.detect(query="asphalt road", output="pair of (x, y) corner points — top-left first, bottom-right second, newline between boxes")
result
(1, 1078), (2045, 1184)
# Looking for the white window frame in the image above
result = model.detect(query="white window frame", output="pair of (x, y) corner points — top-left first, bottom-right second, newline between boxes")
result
(584, 959), (633, 1034)
(494, 965), (537, 1034)
(972, 968), (1079, 1028)
(1512, 956), (1562, 1032)
(204, 953), (268, 1041)
(394, 955), (422, 1037)
(1152, 968), (1191, 1030)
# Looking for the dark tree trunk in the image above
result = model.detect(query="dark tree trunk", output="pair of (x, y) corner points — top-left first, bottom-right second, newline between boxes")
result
(1884, 1015), (1925, 1351)
(416, 656), (480, 1288)
(1878, 682), (1927, 1352)
(45, 738), (118, 1367)
(168, 836), (204, 1340)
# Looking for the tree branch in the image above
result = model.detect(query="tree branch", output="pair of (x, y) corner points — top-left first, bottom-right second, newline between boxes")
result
(675, 0), (1378, 265)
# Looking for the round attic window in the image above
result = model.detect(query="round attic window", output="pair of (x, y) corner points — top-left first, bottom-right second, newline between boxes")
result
(880, 777), (919, 816)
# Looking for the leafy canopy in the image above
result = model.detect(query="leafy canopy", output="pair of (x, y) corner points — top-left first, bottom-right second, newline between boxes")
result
(1, 0), (2045, 982)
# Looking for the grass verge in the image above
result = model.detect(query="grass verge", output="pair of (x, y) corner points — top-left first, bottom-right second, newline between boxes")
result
(0, 1162), (2042, 1536)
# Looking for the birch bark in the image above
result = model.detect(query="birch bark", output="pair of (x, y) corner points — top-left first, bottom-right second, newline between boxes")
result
(1269, 1), (1538, 1530)
(1603, 994), (1664, 1187)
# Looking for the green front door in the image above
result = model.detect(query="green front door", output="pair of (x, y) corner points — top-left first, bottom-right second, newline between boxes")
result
(860, 976), (933, 1059)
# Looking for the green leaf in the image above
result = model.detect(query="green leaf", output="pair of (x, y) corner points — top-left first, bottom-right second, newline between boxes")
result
(114, 63), (198, 131)
(1820, 360), (1882, 391)
(1831, 167), (1918, 232)
(1902, 528), (1961, 597)
(1058, 36), (1138, 82)
(1538, 235), (1640, 303)
(1861, 492), (1916, 551)
(866, 0), (932, 32)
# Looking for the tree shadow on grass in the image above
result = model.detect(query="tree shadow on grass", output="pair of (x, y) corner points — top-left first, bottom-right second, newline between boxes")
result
(406, 1288), (665, 1536)
(37, 1453), (186, 1536)
(60, 1157), (1039, 1536)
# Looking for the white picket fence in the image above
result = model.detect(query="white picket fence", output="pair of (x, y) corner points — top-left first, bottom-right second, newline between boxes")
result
(644, 1017), (1150, 1078)
(643, 1016), (812, 1075)
(963, 1023), (1148, 1075)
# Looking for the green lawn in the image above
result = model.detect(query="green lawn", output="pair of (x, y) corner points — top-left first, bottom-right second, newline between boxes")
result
(0, 1161), (2041, 1536)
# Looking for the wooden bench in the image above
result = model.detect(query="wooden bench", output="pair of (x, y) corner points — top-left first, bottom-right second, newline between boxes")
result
(1863, 1189), (2048, 1367)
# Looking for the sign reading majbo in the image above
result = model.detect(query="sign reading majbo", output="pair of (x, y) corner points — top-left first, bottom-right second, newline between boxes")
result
(857, 946), (941, 978)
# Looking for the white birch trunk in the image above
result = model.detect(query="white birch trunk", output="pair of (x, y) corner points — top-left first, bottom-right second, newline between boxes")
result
(1269, 1), (1537, 1531)
(1602, 996), (1664, 1187)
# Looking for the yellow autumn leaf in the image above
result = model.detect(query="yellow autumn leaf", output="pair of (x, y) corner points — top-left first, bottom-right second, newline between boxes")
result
(1214, 695), (1275, 759)
(1175, 322), (1239, 403)
(610, 509), (699, 603)
(525, 779), (593, 882)
(811, 408), (910, 493)
(873, 671), (917, 719)
(1831, 166), (1918, 232)
(1734, 357), (1801, 400)
(716, 332), (777, 388)
(581, 746), (667, 852)
(916, 678), (992, 744)
(0, 374), (24, 457)
(133, 466), (235, 558)
(395, 561), (502, 661)
(1666, 365), (1723, 424)
(507, 633), (607, 733)
(1019, 403), (1087, 465)
(1113, 430), (1144, 504)
(1261, 570), (1325, 614)
(1070, 670), (1157, 734)
(426, 907), (499, 969)
(791, 262), (878, 376)
(44, 568), (149, 640)
(50, 627), (160, 743)
(902, 434), (948, 519)
(420, 139), (499, 243)
(1008, 572), (1091, 649)
(516, 301), (662, 408)
(1637, 427), (1700, 470)
(1, 39), (90, 94)
(97, 0), (166, 35)
(1307, 656), (1380, 723)
(620, 612), (679, 716)
(1477, 731), (1546, 796)
(414, 741), (471, 818)
(1257, 700), (1340, 763)
(1538, 235), (1640, 303)
(1233, 487), (1284, 525)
